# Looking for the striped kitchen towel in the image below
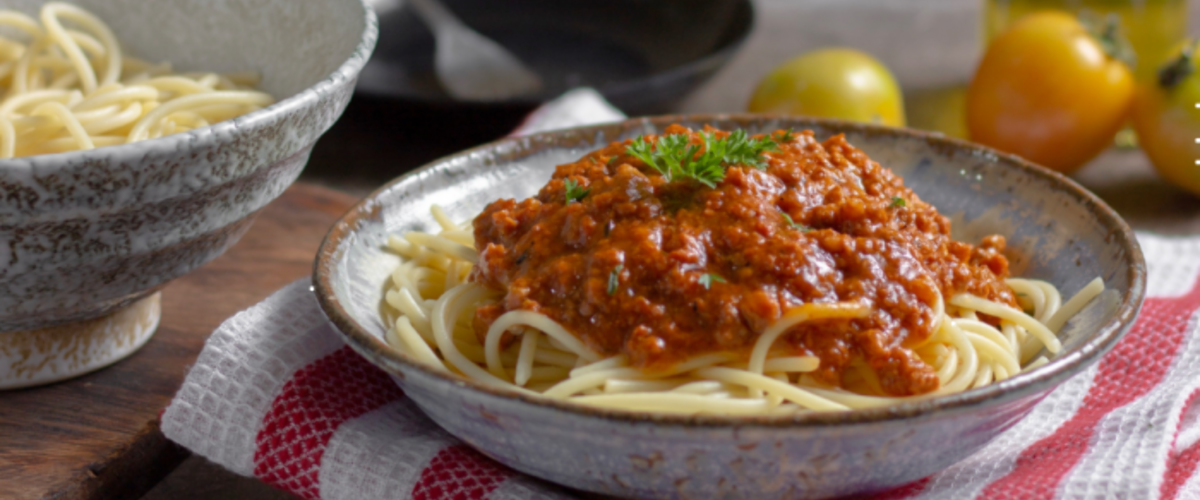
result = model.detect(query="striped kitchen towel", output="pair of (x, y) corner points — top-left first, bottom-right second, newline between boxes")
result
(161, 90), (1200, 499)
(160, 234), (1200, 500)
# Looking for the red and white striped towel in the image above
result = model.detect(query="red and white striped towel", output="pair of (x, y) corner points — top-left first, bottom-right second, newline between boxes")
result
(161, 234), (1200, 500)
(162, 90), (1200, 499)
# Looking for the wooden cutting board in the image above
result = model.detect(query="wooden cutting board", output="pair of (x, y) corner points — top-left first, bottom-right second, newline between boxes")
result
(0, 183), (358, 500)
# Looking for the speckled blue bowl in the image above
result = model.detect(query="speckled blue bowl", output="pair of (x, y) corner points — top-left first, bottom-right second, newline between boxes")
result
(314, 115), (1145, 500)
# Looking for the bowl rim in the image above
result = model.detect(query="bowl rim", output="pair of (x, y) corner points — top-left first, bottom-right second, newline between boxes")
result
(313, 114), (1147, 428)
(357, 0), (755, 106)
(0, 0), (379, 174)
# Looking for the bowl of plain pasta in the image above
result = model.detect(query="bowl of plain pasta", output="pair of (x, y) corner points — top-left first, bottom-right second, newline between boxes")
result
(0, 0), (375, 389)
(314, 115), (1144, 500)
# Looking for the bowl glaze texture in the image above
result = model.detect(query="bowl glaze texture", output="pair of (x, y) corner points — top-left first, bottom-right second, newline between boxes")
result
(314, 115), (1145, 500)
(0, 0), (378, 332)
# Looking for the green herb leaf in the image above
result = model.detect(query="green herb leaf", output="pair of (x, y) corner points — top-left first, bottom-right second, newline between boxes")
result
(890, 196), (907, 208)
(626, 136), (670, 180)
(624, 130), (777, 188)
(779, 128), (796, 143)
(607, 264), (624, 295)
(564, 178), (589, 204)
(781, 212), (812, 232)
(698, 273), (726, 290)
(710, 130), (777, 171)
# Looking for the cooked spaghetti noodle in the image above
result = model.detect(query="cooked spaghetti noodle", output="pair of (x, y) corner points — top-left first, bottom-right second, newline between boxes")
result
(379, 126), (1105, 415)
(0, 2), (273, 158)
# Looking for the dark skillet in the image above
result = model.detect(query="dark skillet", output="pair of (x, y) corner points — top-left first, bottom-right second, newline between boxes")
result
(359, 0), (754, 114)
(305, 0), (753, 189)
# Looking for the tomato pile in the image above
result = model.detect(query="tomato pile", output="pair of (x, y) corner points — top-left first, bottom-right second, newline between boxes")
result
(746, 11), (1200, 197)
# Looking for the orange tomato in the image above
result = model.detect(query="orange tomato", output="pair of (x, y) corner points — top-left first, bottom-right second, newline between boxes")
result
(966, 11), (1134, 173)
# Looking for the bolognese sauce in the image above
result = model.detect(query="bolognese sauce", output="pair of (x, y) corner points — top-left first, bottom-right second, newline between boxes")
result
(470, 125), (1015, 396)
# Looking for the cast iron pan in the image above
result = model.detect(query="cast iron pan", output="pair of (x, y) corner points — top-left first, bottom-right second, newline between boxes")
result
(306, 0), (753, 188)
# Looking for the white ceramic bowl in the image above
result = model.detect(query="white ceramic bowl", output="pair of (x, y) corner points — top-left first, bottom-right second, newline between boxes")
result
(0, 0), (377, 388)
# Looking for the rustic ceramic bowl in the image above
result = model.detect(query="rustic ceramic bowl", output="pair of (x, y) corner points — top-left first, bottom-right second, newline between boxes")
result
(0, 0), (377, 389)
(314, 115), (1145, 499)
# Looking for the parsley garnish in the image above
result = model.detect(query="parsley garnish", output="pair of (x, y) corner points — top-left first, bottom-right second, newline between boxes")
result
(779, 128), (796, 143)
(890, 196), (907, 208)
(564, 179), (589, 204)
(704, 130), (776, 170)
(607, 264), (623, 295)
(625, 130), (777, 188)
(698, 273), (726, 290)
(781, 212), (812, 232)
(627, 134), (698, 184)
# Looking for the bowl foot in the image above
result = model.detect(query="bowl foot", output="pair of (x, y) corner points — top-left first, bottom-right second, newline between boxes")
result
(0, 293), (162, 390)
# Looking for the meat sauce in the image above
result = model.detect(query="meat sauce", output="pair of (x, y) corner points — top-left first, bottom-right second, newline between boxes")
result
(471, 125), (1014, 396)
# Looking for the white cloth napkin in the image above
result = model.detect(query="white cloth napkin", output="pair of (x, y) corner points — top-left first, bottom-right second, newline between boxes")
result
(162, 89), (1200, 500)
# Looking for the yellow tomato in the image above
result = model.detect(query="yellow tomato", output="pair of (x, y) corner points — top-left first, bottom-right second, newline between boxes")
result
(1132, 41), (1200, 196)
(966, 11), (1134, 173)
(747, 48), (905, 127)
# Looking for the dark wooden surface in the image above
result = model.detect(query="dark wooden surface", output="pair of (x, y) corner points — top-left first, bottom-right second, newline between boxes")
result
(5, 2), (1200, 499)
(0, 183), (358, 500)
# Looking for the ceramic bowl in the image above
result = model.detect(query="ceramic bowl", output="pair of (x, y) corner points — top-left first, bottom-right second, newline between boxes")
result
(0, 0), (377, 388)
(314, 115), (1145, 499)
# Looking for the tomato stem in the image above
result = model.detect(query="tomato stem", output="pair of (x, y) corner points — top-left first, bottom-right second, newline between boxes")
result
(1158, 40), (1196, 90)
(1081, 10), (1136, 69)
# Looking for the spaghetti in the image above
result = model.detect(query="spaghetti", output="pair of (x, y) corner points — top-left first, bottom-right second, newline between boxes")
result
(380, 126), (1105, 415)
(0, 2), (274, 158)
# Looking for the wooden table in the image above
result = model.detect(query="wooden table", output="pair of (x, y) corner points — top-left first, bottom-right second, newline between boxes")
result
(0, 183), (358, 500)
(6, 2), (1200, 497)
